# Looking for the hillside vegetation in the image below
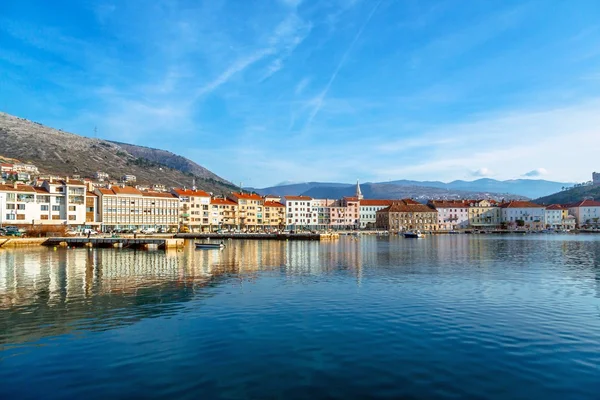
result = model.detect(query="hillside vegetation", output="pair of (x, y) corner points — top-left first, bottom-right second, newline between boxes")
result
(0, 112), (237, 195)
(534, 185), (600, 205)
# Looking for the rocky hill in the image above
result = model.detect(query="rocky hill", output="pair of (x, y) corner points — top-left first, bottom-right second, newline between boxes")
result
(534, 185), (600, 205)
(0, 112), (237, 194)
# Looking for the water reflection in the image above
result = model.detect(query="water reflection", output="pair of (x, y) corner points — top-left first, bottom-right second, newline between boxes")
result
(2, 235), (600, 347)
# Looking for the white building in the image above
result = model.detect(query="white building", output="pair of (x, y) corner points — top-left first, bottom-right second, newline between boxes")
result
(500, 201), (546, 230)
(283, 196), (316, 229)
(12, 163), (39, 174)
(428, 200), (470, 231)
(0, 179), (87, 226)
(121, 174), (137, 183)
(360, 199), (393, 229)
(544, 204), (564, 229)
(566, 199), (600, 227)
(95, 171), (110, 181)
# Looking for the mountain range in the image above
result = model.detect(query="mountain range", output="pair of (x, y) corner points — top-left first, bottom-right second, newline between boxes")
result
(252, 178), (573, 200)
(0, 112), (237, 194)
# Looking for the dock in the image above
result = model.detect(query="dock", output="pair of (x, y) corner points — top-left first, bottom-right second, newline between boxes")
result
(42, 237), (184, 250)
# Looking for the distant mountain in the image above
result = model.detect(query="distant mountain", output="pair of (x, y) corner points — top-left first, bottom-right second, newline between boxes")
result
(382, 178), (571, 199)
(254, 178), (571, 200)
(302, 183), (525, 202)
(534, 185), (600, 205)
(0, 112), (237, 194)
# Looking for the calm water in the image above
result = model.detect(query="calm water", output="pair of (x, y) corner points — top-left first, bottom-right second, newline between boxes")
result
(1, 235), (600, 399)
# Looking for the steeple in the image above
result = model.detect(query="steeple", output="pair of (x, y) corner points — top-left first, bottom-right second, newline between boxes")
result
(356, 179), (363, 200)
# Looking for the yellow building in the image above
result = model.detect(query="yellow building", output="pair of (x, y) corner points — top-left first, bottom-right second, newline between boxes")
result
(227, 192), (264, 231)
(264, 200), (286, 230)
(468, 199), (500, 228)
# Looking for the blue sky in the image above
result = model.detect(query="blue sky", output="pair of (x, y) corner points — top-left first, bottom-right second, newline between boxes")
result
(1, 0), (600, 187)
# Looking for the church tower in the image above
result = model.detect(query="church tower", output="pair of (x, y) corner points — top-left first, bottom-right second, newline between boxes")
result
(356, 179), (363, 200)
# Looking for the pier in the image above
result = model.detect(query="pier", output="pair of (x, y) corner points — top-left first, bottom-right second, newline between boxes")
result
(42, 237), (184, 250)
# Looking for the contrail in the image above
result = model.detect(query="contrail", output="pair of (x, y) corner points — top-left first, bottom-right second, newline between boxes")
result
(304, 0), (384, 130)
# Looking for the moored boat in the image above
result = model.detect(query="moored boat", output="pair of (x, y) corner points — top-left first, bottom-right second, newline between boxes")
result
(195, 242), (225, 250)
(403, 230), (424, 238)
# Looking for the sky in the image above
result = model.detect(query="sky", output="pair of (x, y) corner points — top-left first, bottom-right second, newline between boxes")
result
(1, 0), (600, 187)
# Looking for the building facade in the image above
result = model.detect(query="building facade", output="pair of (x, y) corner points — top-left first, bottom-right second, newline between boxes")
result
(429, 200), (470, 231)
(566, 199), (600, 227)
(359, 200), (394, 229)
(95, 186), (179, 231)
(376, 199), (438, 232)
(468, 200), (500, 229)
(210, 198), (238, 230)
(228, 193), (264, 231)
(500, 201), (546, 230)
(171, 188), (211, 232)
(283, 196), (316, 229)
(263, 201), (286, 230)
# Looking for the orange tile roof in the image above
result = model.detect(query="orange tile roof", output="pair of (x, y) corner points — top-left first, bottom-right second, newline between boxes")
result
(86, 191), (98, 197)
(33, 187), (49, 193)
(344, 196), (359, 201)
(141, 191), (177, 199)
(230, 192), (263, 200)
(264, 201), (285, 208)
(545, 204), (566, 210)
(173, 188), (211, 197)
(284, 195), (312, 200)
(211, 198), (237, 206)
(0, 184), (36, 193)
(111, 186), (143, 196)
(60, 179), (85, 186)
(360, 199), (394, 206)
(97, 188), (115, 195)
(499, 201), (545, 209)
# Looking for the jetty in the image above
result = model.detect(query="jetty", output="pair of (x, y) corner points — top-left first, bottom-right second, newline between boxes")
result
(42, 237), (184, 250)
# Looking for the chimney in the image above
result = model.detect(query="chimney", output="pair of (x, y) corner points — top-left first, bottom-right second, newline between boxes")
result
(49, 177), (54, 183)
(13, 181), (18, 189)
(66, 177), (69, 183)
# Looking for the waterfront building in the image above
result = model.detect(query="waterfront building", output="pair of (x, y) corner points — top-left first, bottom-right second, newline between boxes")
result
(359, 200), (394, 229)
(544, 204), (565, 229)
(375, 199), (438, 232)
(342, 197), (361, 229)
(427, 200), (469, 231)
(313, 199), (335, 230)
(171, 188), (211, 232)
(263, 200), (286, 230)
(565, 199), (600, 227)
(95, 186), (179, 232)
(467, 199), (500, 229)
(283, 196), (315, 230)
(499, 201), (546, 230)
(86, 191), (100, 227)
(0, 183), (39, 225)
(228, 192), (264, 231)
(39, 178), (88, 225)
(210, 198), (238, 231)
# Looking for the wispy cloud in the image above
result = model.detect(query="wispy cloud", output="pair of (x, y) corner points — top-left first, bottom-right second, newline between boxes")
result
(522, 168), (548, 177)
(304, 0), (383, 130)
(471, 168), (494, 177)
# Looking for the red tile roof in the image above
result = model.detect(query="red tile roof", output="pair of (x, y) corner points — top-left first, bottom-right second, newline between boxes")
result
(211, 198), (237, 206)
(173, 188), (211, 197)
(499, 201), (545, 209)
(264, 201), (285, 208)
(360, 199), (394, 206)
(33, 187), (49, 193)
(545, 204), (566, 210)
(429, 200), (470, 208)
(97, 188), (115, 195)
(284, 195), (312, 200)
(378, 199), (436, 213)
(86, 191), (98, 197)
(565, 199), (600, 208)
(60, 179), (85, 186)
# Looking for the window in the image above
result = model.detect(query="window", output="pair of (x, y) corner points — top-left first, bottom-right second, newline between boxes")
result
(6, 214), (15, 220)
(6, 204), (15, 210)
(68, 215), (76, 221)
(41, 215), (48, 220)
(52, 215), (60, 220)
(41, 205), (49, 211)
(52, 205), (60, 211)
(6, 193), (15, 201)
(17, 204), (25, 210)
(68, 205), (76, 211)
(17, 214), (25, 220)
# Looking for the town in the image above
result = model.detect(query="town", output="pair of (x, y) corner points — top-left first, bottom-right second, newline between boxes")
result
(1, 163), (599, 235)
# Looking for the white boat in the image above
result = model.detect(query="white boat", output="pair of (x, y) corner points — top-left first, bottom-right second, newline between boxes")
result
(195, 242), (225, 250)
(403, 230), (424, 238)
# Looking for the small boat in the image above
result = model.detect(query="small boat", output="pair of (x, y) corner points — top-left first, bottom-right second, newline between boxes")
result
(195, 242), (225, 250)
(403, 230), (424, 238)
(449, 230), (460, 234)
